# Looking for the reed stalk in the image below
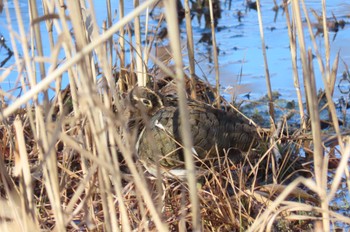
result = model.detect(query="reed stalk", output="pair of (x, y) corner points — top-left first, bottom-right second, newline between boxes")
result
(283, 1), (306, 129)
(13, 0), (37, 101)
(184, 0), (196, 99)
(28, 0), (48, 104)
(321, 0), (330, 72)
(106, 0), (113, 63)
(291, 1), (328, 230)
(208, 0), (220, 107)
(118, 0), (126, 91)
(163, 0), (200, 230)
(256, 0), (274, 124)
(134, 0), (146, 86)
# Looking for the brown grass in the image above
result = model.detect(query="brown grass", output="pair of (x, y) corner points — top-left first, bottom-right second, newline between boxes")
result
(0, 0), (349, 231)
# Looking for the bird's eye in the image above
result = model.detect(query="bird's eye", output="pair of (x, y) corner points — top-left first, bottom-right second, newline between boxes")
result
(142, 99), (152, 107)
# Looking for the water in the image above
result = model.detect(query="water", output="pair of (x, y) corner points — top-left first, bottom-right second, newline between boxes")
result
(1, 1), (350, 102)
(192, 1), (350, 101)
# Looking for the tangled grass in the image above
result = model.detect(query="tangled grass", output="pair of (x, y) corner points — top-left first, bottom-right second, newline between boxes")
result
(0, 0), (349, 231)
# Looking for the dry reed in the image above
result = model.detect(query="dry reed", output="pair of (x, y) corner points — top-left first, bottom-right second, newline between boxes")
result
(0, 0), (349, 231)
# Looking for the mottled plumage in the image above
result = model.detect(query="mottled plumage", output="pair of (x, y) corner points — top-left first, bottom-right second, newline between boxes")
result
(131, 87), (260, 178)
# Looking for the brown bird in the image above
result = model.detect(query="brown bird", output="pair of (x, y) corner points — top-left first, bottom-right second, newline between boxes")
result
(130, 86), (260, 179)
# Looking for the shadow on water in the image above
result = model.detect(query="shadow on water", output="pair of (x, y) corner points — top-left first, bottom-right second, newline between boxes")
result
(1, 0), (350, 102)
(133, 0), (350, 105)
(1, 0), (349, 128)
(0, 35), (13, 67)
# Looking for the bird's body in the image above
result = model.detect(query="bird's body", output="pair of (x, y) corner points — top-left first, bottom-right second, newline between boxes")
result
(130, 87), (260, 178)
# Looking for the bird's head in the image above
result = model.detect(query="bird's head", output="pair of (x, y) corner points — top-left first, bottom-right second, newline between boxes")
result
(129, 86), (163, 116)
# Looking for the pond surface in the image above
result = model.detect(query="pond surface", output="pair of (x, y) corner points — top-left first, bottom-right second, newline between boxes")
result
(117, 0), (350, 104)
(208, 0), (350, 101)
(1, 1), (350, 103)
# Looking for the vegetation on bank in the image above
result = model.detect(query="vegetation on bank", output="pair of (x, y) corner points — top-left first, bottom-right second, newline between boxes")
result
(0, 0), (349, 231)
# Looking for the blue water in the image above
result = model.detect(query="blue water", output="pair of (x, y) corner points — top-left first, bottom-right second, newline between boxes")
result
(0, 0), (350, 102)
(191, 0), (350, 101)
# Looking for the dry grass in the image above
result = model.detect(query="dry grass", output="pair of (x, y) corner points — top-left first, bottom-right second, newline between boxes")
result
(0, 0), (349, 231)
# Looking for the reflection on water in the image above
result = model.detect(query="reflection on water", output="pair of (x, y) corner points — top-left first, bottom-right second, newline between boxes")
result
(0, 0), (350, 102)
(0, 35), (12, 67)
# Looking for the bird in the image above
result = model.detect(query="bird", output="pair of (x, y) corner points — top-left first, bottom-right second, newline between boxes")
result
(128, 86), (164, 117)
(129, 86), (261, 179)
